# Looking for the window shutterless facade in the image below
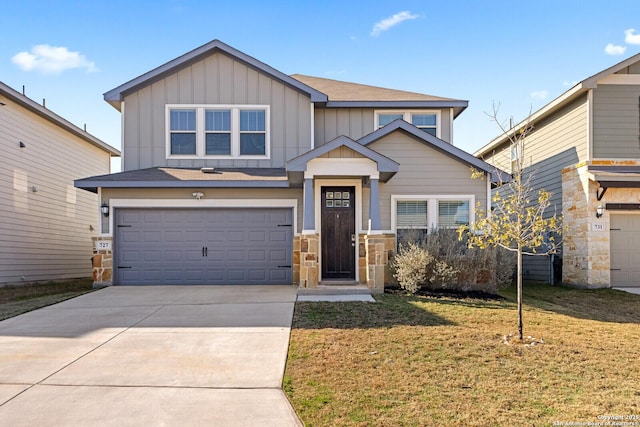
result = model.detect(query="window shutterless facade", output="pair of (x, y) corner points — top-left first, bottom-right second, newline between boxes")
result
(375, 110), (440, 137)
(166, 105), (269, 159)
(392, 196), (474, 247)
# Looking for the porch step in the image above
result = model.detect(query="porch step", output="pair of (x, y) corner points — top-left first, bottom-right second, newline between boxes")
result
(319, 280), (359, 286)
(297, 284), (373, 295)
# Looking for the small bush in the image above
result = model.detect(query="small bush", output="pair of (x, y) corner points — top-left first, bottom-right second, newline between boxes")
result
(390, 229), (515, 294)
(390, 243), (434, 293)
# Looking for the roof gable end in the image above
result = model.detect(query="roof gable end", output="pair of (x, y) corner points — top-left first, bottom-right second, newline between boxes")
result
(104, 39), (327, 110)
(360, 119), (508, 183)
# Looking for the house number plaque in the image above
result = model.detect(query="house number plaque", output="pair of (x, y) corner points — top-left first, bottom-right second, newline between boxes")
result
(95, 241), (112, 251)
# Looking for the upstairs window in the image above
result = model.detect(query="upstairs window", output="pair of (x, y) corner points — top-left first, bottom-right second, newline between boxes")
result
(167, 105), (269, 158)
(375, 110), (440, 137)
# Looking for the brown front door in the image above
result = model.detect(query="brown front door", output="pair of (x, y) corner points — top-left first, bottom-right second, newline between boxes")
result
(321, 186), (356, 279)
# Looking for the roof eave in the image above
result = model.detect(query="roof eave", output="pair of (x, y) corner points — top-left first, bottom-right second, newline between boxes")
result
(74, 179), (290, 192)
(0, 82), (120, 156)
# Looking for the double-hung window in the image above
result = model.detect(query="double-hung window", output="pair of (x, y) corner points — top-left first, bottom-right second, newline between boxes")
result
(375, 110), (440, 137)
(393, 196), (473, 247)
(167, 105), (269, 158)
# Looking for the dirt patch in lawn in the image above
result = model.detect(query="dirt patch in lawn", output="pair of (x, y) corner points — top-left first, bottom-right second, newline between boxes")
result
(0, 279), (95, 320)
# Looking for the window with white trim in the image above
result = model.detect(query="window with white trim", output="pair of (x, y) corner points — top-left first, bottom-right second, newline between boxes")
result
(375, 110), (439, 137)
(167, 105), (269, 158)
(393, 196), (473, 247)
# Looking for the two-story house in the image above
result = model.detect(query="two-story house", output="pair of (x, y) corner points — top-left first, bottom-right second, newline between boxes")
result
(475, 52), (640, 289)
(1, 81), (119, 284)
(75, 39), (506, 291)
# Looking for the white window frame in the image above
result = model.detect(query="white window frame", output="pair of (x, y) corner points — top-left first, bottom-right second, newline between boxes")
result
(375, 110), (441, 138)
(166, 104), (270, 160)
(391, 195), (475, 244)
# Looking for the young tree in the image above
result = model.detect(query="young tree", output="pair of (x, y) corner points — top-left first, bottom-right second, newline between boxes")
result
(458, 107), (564, 340)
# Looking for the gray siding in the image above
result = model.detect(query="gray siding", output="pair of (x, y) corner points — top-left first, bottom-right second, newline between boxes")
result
(314, 108), (453, 146)
(101, 187), (304, 234)
(0, 98), (110, 284)
(592, 84), (640, 159)
(122, 52), (312, 171)
(481, 94), (588, 282)
(368, 132), (487, 230)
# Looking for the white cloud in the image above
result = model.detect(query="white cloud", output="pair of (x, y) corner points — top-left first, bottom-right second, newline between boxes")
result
(625, 28), (640, 45)
(370, 11), (420, 37)
(604, 43), (626, 56)
(530, 90), (549, 100)
(563, 80), (579, 87)
(11, 44), (98, 74)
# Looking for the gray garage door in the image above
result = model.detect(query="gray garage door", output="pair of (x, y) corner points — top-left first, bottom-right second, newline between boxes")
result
(610, 214), (640, 287)
(114, 208), (293, 285)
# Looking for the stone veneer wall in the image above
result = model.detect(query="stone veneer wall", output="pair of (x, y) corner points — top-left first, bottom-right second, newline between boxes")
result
(561, 160), (640, 288)
(297, 234), (319, 288)
(91, 237), (113, 286)
(364, 234), (396, 292)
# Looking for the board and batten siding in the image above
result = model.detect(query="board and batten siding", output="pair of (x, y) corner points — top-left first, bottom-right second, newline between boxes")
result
(122, 52), (312, 171)
(592, 84), (640, 159)
(314, 108), (453, 146)
(0, 98), (111, 284)
(101, 187), (304, 234)
(480, 94), (588, 282)
(366, 132), (487, 230)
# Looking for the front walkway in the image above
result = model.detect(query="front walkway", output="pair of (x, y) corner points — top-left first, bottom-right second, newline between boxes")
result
(0, 285), (301, 426)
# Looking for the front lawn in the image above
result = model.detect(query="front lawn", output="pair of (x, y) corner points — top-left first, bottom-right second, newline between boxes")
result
(285, 284), (640, 426)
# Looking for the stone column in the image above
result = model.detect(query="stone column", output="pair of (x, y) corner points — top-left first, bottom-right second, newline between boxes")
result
(91, 236), (113, 287)
(364, 234), (395, 293)
(298, 234), (319, 288)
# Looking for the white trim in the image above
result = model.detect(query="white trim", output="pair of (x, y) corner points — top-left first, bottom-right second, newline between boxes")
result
(587, 89), (593, 161)
(314, 178), (362, 283)
(103, 198), (298, 237)
(486, 179), (492, 220)
(391, 194), (476, 237)
(120, 101), (125, 171)
(449, 107), (454, 142)
(305, 158), (379, 179)
(598, 74), (640, 85)
(374, 110), (441, 139)
(165, 104), (270, 160)
(310, 102), (315, 150)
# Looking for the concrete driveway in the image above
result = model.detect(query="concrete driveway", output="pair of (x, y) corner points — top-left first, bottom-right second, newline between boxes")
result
(0, 285), (301, 426)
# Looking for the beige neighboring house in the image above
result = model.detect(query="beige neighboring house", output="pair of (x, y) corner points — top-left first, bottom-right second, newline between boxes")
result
(0, 81), (120, 285)
(475, 53), (640, 289)
(75, 39), (507, 291)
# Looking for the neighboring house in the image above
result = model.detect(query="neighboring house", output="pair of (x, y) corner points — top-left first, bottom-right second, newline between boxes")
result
(75, 39), (506, 291)
(0, 81), (120, 285)
(475, 53), (640, 289)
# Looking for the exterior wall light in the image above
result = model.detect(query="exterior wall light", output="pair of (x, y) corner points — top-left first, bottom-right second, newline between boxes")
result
(595, 205), (604, 218)
(101, 202), (110, 217)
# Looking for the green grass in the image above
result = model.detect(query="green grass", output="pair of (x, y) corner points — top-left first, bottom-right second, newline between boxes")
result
(0, 279), (95, 320)
(285, 284), (640, 426)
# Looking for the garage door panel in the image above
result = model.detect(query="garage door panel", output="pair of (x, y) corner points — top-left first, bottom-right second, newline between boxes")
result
(115, 208), (292, 285)
(610, 214), (640, 287)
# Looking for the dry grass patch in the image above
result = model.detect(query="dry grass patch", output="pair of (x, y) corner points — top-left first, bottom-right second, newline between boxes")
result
(285, 285), (640, 426)
(0, 279), (94, 320)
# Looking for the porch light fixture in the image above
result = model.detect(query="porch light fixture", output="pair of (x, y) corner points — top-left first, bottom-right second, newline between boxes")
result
(100, 202), (109, 217)
(595, 205), (604, 218)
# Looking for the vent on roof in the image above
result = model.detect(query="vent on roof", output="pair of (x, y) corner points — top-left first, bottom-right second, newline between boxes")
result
(200, 167), (219, 174)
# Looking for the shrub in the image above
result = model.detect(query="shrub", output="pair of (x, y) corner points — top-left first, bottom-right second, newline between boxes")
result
(390, 229), (515, 294)
(390, 243), (434, 293)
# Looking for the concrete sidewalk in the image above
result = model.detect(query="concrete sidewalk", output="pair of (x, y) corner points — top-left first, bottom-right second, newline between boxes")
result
(0, 285), (302, 426)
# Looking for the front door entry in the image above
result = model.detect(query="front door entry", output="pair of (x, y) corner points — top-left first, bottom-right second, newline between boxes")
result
(321, 186), (356, 280)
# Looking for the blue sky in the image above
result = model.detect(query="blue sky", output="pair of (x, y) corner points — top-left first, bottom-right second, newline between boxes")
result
(2, 1), (640, 171)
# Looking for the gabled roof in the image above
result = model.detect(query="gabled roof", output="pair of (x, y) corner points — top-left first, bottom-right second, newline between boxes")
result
(104, 39), (328, 110)
(360, 119), (509, 183)
(475, 51), (640, 158)
(286, 135), (399, 182)
(74, 167), (288, 193)
(0, 81), (120, 156)
(292, 74), (468, 117)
